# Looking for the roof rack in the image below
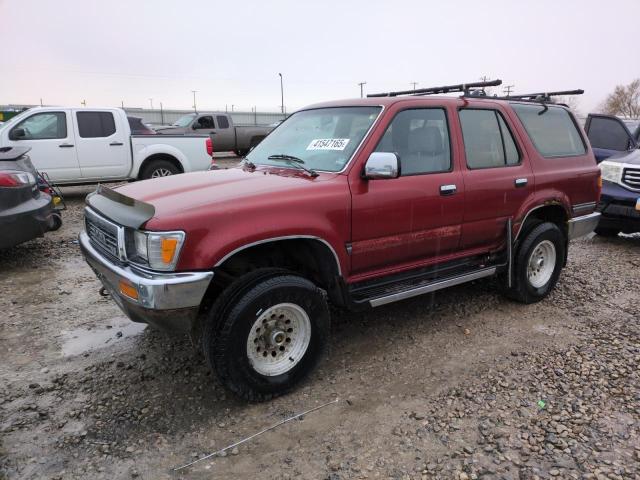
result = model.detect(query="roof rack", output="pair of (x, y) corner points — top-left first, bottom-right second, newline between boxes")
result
(495, 89), (584, 102)
(367, 79), (502, 98)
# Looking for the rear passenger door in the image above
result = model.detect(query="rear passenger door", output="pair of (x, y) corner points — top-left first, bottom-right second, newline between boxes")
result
(73, 110), (130, 179)
(458, 106), (534, 251)
(211, 115), (236, 151)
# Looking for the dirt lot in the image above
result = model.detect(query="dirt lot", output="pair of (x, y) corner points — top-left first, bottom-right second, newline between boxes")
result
(1, 167), (639, 479)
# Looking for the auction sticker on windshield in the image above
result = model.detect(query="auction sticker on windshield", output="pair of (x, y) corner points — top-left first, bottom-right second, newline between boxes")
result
(307, 138), (350, 151)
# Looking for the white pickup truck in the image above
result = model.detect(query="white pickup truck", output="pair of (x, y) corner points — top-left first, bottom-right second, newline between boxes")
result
(0, 107), (213, 184)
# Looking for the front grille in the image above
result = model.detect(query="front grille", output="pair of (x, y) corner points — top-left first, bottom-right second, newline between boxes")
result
(622, 167), (640, 191)
(85, 209), (121, 259)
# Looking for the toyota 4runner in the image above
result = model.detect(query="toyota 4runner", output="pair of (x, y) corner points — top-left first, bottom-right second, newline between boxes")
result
(80, 80), (601, 401)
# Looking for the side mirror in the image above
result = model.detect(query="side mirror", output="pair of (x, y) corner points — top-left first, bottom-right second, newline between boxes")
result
(9, 127), (26, 140)
(363, 152), (400, 179)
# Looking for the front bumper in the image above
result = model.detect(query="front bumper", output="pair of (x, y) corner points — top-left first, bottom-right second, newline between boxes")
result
(596, 182), (640, 233)
(567, 212), (601, 240)
(79, 231), (213, 333)
(0, 194), (58, 249)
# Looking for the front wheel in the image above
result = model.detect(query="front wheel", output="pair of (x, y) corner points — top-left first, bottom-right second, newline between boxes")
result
(503, 222), (566, 304)
(204, 274), (330, 401)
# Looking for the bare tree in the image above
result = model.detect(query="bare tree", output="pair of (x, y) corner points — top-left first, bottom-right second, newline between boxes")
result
(601, 79), (640, 117)
(555, 95), (581, 114)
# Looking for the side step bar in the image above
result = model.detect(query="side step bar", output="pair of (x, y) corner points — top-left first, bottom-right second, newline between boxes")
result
(368, 267), (497, 307)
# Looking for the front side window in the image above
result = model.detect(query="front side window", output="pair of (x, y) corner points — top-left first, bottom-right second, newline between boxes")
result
(13, 112), (67, 140)
(459, 109), (520, 169)
(172, 114), (196, 127)
(512, 103), (586, 157)
(217, 115), (230, 129)
(374, 108), (451, 175)
(77, 112), (116, 138)
(588, 117), (632, 151)
(246, 106), (380, 172)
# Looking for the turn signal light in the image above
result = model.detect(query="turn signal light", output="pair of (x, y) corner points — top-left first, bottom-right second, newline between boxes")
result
(119, 280), (139, 300)
(160, 237), (179, 264)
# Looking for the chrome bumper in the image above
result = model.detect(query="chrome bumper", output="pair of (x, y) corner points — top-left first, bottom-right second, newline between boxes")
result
(567, 212), (601, 240)
(79, 231), (213, 332)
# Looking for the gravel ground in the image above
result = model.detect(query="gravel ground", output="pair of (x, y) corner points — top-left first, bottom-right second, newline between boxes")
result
(1, 167), (639, 480)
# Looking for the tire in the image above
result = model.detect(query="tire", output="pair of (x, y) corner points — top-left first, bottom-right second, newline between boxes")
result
(594, 226), (620, 237)
(234, 149), (248, 157)
(203, 272), (330, 401)
(503, 222), (566, 304)
(139, 159), (180, 180)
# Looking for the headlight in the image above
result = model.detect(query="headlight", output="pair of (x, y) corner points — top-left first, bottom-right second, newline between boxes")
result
(130, 230), (185, 271)
(599, 162), (623, 184)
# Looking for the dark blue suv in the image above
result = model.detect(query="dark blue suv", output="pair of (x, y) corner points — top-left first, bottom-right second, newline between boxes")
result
(585, 114), (640, 236)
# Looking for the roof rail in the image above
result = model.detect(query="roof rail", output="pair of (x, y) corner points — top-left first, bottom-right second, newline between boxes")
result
(367, 79), (502, 98)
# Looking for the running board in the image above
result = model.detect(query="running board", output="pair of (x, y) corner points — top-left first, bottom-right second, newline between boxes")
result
(368, 267), (497, 307)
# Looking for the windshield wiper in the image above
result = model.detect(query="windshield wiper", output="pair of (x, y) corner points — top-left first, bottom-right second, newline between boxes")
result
(267, 154), (319, 177)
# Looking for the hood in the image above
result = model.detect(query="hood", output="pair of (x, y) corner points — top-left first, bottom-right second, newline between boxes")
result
(603, 148), (640, 165)
(114, 166), (338, 227)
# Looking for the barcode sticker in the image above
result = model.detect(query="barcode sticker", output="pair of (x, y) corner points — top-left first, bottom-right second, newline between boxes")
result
(306, 138), (350, 151)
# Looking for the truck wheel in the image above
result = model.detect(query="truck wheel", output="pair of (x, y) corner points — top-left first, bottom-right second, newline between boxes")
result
(594, 226), (620, 237)
(503, 222), (566, 304)
(204, 273), (330, 401)
(140, 159), (179, 180)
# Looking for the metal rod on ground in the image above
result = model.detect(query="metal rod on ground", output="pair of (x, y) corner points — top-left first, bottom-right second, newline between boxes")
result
(172, 398), (340, 471)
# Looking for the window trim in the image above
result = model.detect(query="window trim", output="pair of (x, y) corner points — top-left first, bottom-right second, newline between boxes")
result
(11, 111), (68, 141)
(457, 107), (522, 171)
(510, 102), (587, 159)
(371, 106), (454, 177)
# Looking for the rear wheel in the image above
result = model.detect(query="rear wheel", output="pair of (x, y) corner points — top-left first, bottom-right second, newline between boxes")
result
(503, 222), (566, 304)
(594, 226), (620, 237)
(203, 272), (330, 401)
(140, 159), (180, 180)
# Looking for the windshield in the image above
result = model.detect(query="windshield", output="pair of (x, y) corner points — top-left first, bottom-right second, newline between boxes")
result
(172, 114), (196, 127)
(246, 106), (381, 172)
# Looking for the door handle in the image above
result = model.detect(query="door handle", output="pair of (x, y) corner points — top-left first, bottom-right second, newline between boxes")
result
(109, 142), (124, 146)
(514, 178), (528, 188)
(440, 184), (457, 195)
(59, 143), (74, 148)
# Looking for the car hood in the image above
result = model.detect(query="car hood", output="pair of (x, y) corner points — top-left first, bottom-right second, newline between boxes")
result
(113, 166), (338, 228)
(602, 149), (640, 165)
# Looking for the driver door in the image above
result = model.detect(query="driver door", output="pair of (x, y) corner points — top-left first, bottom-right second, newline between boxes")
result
(4, 109), (80, 182)
(585, 114), (637, 163)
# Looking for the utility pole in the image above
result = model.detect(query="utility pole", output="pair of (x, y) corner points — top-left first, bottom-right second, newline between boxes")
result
(121, 100), (124, 108)
(148, 98), (153, 109)
(81, 99), (86, 107)
(160, 102), (164, 125)
(278, 73), (284, 114)
(504, 85), (515, 97)
(410, 81), (418, 92)
(191, 90), (197, 113)
(231, 104), (234, 112)
(40, 98), (43, 107)
(357, 81), (367, 98)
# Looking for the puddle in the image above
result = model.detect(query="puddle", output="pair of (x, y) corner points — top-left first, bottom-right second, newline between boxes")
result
(60, 317), (147, 357)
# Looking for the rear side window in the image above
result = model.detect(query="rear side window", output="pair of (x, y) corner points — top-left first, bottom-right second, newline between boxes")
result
(374, 108), (451, 175)
(587, 117), (631, 151)
(77, 112), (116, 138)
(459, 109), (520, 169)
(13, 112), (67, 140)
(216, 115), (230, 129)
(511, 104), (586, 157)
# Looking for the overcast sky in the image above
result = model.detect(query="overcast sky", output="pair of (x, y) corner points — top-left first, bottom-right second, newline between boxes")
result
(1, 0), (638, 114)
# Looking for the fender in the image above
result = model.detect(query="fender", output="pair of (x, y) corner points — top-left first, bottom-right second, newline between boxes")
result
(513, 187), (572, 240)
(131, 141), (189, 177)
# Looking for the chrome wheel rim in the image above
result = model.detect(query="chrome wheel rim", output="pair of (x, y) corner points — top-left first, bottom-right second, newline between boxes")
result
(151, 168), (173, 178)
(527, 240), (556, 288)
(246, 303), (311, 376)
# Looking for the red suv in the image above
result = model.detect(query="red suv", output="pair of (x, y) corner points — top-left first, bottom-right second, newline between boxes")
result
(80, 81), (601, 401)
